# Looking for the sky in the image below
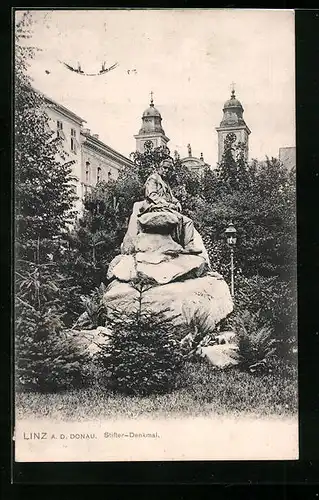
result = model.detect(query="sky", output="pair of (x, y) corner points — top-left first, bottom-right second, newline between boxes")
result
(16, 9), (295, 165)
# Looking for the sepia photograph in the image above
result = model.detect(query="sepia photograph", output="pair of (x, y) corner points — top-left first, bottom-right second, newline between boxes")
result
(13, 8), (297, 462)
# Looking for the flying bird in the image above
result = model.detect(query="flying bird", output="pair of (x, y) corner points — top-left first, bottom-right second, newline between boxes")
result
(59, 60), (118, 76)
(99, 61), (119, 74)
(45, 70), (51, 75)
(59, 60), (84, 74)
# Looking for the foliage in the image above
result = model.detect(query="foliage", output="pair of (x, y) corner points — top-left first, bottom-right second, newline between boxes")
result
(15, 13), (77, 262)
(234, 273), (297, 348)
(74, 283), (108, 330)
(99, 281), (189, 396)
(130, 140), (171, 183)
(15, 13), (89, 391)
(230, 310), (278, 373)
(15, 262), (91, 392)
(217, 135), (251, 192)
(16, 312), (90, 393)
(198, 155), (296, 280)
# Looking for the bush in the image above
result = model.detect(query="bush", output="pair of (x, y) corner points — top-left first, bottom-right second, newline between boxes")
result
(234, 273), (297, 357)
(74, 282), (108, 330)
(230, 310), (278, 373)
(15, 305), (92, 392)
(98, 281), (189, 396)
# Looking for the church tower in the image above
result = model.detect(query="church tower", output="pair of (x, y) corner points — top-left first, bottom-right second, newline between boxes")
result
(134, 93), (170, 152)
(216, 88), (251, 163)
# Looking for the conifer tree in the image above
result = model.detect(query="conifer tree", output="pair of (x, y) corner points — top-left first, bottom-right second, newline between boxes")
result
(15, 12), (78, 263)
(216, 132), (239, 191)
(15, 12), (86, 390)
(99, 280), (188, 395)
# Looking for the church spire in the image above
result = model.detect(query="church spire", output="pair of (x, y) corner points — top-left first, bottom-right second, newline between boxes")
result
(134, 94), (170, 152)
(215, 87), (251, 163)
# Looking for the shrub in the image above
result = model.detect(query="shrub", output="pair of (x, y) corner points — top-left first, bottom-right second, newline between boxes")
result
(74, 282), (108, 330)
(230, 310), (278, 373)
(15, 304), (92, 392)
(98, 281), (189, 396)
(233, 273), (297, 358)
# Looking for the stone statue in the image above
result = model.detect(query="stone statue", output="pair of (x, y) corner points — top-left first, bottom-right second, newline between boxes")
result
(138, 158), (201, 254)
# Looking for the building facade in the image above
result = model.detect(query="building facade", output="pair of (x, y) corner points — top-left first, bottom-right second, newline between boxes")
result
(44, 93), (133, 213)
(44, 95), (85, 212)
(215, 89), (251, 164)
(81, 129), (134, 198)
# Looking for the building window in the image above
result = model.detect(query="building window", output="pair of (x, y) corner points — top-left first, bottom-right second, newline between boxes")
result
(57, 120), (65, 140)
(85, 161), (90, 185)
(97, 166), (101, 183)
(108, 170), (112, 181)
(71, 128), (77, 153)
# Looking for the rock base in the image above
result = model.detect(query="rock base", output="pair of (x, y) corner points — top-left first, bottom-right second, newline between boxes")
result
(103, 272), (233, 335)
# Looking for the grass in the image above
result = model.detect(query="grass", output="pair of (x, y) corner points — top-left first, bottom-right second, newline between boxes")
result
(15, 360), (298, 421)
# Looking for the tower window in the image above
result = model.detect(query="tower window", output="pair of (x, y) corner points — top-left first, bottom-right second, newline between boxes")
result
(97, 166), (101, 183)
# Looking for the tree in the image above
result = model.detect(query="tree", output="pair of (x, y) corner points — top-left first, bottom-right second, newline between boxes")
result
(216, 133), (239, 191)
(15, 12), (86, 389)
(15, 14), (78, 263)
(99, 280), (188, 395)
(197, 151), (296, 346)
(130, 140), (171, 183)
(216, 134), (251, 193)
(131, 141), (202, 213)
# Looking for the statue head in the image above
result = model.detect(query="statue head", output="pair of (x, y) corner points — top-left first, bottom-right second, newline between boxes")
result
(157, 158), (173, 179)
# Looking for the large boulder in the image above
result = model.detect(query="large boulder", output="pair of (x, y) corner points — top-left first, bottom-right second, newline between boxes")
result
(107, 254), (137, 282)
(135, 232), (183, 254)
(136, 253), (208, 285)
(121, 200), (144, 254)
(103, 272), (233, 335)
(108, 232), (209, 285)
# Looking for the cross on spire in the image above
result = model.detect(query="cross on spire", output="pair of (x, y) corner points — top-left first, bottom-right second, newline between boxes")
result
(231, 81), (236, 97)
(150, 91), (154, 106)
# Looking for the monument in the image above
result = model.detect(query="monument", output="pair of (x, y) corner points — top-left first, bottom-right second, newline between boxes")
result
(102, 160), (234, 343)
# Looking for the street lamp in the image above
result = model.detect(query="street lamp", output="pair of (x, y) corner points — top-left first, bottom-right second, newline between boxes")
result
(225, 222), (237, 298)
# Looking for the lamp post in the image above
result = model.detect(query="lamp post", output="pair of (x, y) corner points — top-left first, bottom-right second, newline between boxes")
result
(225, 222), (237, 298)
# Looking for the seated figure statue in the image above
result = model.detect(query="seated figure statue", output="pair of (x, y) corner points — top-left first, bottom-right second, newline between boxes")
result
(138, 158), (202, 254)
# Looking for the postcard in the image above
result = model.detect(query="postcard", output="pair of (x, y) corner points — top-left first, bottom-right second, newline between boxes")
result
(14, 8), (297, 462)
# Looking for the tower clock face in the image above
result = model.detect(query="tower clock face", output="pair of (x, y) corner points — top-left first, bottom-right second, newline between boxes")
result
(143, 140), (154, 150)
(226, 132), (237, 143)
